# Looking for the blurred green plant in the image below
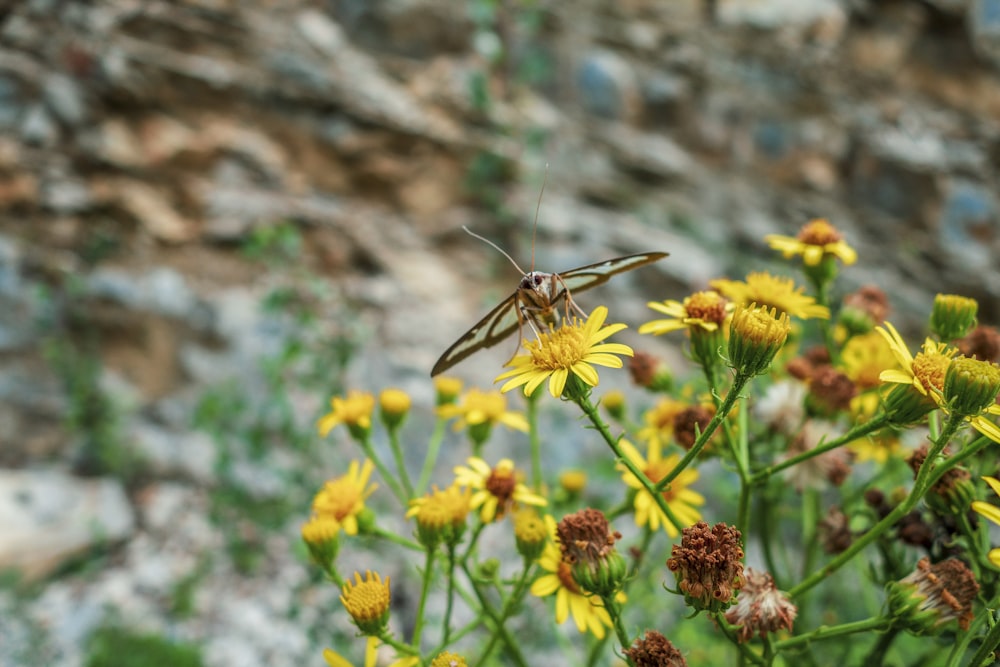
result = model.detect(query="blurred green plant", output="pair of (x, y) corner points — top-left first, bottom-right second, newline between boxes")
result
(85, 625), (203, 667)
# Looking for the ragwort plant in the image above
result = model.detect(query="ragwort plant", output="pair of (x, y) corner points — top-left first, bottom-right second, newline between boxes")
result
(303, 219), (1000, 666)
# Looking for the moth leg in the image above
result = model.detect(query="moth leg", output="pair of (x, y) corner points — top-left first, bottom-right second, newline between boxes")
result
(554, 274), (589, 320)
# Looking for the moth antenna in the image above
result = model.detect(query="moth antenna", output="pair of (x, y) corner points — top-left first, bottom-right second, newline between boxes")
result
(462, 226), (526, 275)
(531, 164), (549, 271)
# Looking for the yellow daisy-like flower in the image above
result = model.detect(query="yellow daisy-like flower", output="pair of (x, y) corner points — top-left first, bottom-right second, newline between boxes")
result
(529, 516), (624, 639)
(323, 637), (419, 667)
(318, 391), (376, 437)
(765, 218), (858, 267)
(496, 306), (633, 398)
(638, 290), (734, 336)
(311, 459), (378, 535)
(850, 429), (905, 464)
(711, 272), (830, 320)
(841, 330), (900, 418)
(617, 440), (704, 537)
(876, 322), (958, 400)
(637, 397), (688, 450)
(406, 483), (472, 547)
(972, 476), (1000, 568)
(437, 388), (529, 432)
(339, 570), (392, 636)
(453, 457), (546, 523)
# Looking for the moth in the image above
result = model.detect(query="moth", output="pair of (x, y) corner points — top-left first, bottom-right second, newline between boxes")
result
(431, 227), (667, 376)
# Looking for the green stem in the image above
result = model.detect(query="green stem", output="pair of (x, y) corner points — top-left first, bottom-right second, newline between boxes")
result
(370, 526), (423, 551)
(358, 437), (408, 506)
(574, 395), (684, 532)
(712, 612), (766, 665)
(750, 414), (890, 485)
(601, 594), (634, 665)
(464, 562), (529, 667)
(410, 548), (437, 649)
(441, 544), (458, 646)
(774, 617), (892, 650)
(527, 391), (542, 490)
(789, 413), (966, 599)
(732, 395), (752, 535)
(417, 416), (448, 494)
(656, 370), (752, 491)
(387, 427), (413, 497)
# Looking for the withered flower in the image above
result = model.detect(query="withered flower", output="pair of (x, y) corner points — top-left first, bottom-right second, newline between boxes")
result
(724, 568), (797, 642)
(666, 521), (745, 612)
(557, 508), (627, 597)
(623, 630), (688, 667)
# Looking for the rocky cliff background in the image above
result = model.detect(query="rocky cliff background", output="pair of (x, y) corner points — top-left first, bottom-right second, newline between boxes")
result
(1, 0), (999, 665)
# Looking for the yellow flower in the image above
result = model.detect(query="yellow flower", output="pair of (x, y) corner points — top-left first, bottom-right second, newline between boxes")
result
(496, 306), (633, 398)
(637, 397), (687, 450)
(431, 652), (467, 667)
(841, 330), (900, 418)
(943, 357), (1000, 443)
(301, 514), (341, 568)
(433, 375), (463, 405)
(638, 290), (733, 335)
(529, 516), (624, 639)
(876, 322), (958, 400)
(617, 440), (704, 537)
(406, 484), (472, 547)
(850, 429), (905, 464)
(765, 218), (857, 266)
(318, 391), (375, 438)
(453, 457), (546, 522)
(711, 272), (830, 320)
(323, 637), (419, 667)
(972, 476), (1000, 568)
(312, 459), (378, 535)
(437, 388), (529, 433)
(340, 570), (391, 636)
(378, 388), (411, 430)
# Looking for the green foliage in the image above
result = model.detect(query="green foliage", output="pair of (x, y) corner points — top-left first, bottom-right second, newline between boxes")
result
(85, 625), (203, 667)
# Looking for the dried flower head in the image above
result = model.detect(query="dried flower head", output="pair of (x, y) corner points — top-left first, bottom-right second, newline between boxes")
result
(818, 506), (852, 554)
(887, 557), (979, 634)
(783, 420), (853, 491)
(957, 325), (1000, 363)
(753, 379), (807, 436)
(807, 365), (858, 416)
(908, 444), (975, 513)
(556, 508), (627, 596)
(629, 351), (669, 390)
(842, 285), (890, 325)
(673, 404), (716, 451)
(667, 521), (746, 612)
(623, 630), (689, 667)
(724, 568), (797, 642)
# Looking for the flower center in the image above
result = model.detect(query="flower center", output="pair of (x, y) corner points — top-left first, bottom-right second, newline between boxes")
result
(486, 467), (516, 503)
(528, 324), (588, 370)
(797, 219), (841, 245)
(644, 461), (678, 502)
(912, 352), (950, 393)
(686, 291), (729, 325)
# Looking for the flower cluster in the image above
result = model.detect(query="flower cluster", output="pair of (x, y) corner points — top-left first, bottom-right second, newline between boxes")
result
(300, 218), (1000, 666)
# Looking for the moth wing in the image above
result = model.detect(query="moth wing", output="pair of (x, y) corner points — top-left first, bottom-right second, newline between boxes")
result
(431, 293), (521, 376)
(556, 252), (669, 296)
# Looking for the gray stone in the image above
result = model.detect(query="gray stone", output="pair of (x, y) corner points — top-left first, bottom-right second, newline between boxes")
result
(42, 74), (87, 126)
(938, 179), (998, 271)
(129, 421), (216, 483)
(0, 469), (135, 581)
(576, 50), (642, 122)
(718, 0), (845, 29)
(19, 104), (57, 146)
(970, 0), (1000, 66)
(41, 176), (91, 213)
(0, 75), (25, 129)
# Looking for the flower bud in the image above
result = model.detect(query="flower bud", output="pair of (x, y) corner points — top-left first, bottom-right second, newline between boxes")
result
(340, 571), (392, 636)
(378, 388), (411, 431)
(728, 305), (790, 377)
(943, 356), (1000, 418)
(930, 294), (978, 342)
(433, 376), (463, 406)
(886, 557), (978, 635)
(301, 515), (340, 572)
(513, 508), (548, 563)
